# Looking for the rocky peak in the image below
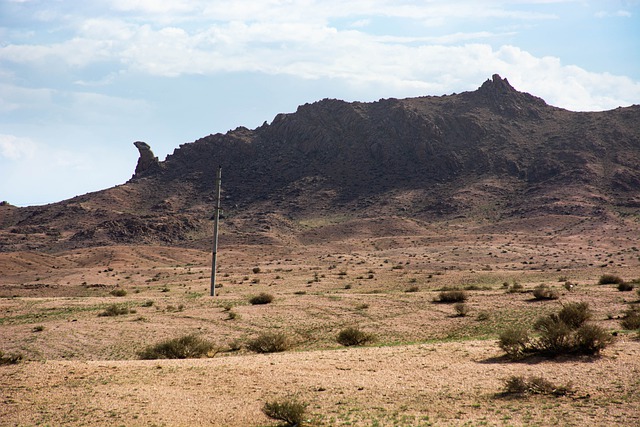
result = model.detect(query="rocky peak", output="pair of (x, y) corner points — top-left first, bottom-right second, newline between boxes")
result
(473, 73), (547, 118)
(479, 74), (517, 94)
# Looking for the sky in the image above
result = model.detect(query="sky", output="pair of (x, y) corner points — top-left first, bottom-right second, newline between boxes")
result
(1, 0), (639, 207)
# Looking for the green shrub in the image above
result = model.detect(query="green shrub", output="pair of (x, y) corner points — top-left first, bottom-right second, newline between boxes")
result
(618, 282), (634, 292)
(499, 327), (531, 359)
(534, 314), (576, 354)
(336, 327), (375, 346)
(558, 302), (591, 329)
(138, 334), (217, 359)
(534, 308), (612, 356)
(98, 304), (130, 317)
(454, 302), (469, 317)
(247, 332), (290, 353)
(0, 351), (23, 365)
(532, 284), (559, 300)
(110, 288), (127, 297)
(436, 289), (468, 303)
(262, 397), (307, 427)
(500, 303), (612, 358)
(249, 293), (274, 305)
(598, 274), (624, 285)
(620, 305), (640, 330)
(574, 324), (613, 355)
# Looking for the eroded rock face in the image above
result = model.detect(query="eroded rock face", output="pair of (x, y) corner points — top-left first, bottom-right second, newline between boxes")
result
(133, 141), (160, 176)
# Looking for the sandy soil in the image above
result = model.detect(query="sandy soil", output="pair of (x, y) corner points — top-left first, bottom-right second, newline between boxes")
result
(1, 220), (639, 426)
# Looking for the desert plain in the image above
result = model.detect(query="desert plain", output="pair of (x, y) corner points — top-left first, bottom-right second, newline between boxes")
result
(1, 214), (639, 426)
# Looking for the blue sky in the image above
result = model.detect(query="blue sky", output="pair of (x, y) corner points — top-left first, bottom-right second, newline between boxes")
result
(1, 0), (639, 206)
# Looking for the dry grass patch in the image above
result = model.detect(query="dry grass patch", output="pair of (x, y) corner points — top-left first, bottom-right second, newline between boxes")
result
(138, 334), (217, 359)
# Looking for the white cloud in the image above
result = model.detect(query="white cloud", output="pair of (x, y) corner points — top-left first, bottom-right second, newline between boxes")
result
(0, 134), (37, 160)
(595, 10), (632, 18)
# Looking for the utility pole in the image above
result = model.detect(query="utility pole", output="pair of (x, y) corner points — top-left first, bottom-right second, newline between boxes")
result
(210, 166), (222, 296)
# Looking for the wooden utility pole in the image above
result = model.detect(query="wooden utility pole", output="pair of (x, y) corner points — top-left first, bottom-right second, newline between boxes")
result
(210, 166), (222, 296)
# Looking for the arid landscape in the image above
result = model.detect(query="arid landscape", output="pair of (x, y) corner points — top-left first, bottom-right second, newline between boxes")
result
(1, 76), (640, 426)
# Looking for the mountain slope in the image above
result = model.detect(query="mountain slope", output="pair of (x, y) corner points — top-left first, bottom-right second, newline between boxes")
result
(1, 75), (639, 252)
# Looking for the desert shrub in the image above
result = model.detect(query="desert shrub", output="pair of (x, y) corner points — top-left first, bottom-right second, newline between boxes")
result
(499, 327), (531, 359)
(505, 282), (524, 294)
(249, 292), (274, 305)
(226, 310), (240, 320)
(98, 304), (130, 317)
(534, 307), (612, 356)
(558, 302), (591, 329)
(564, 281), (577, 291)
(476, 311), (490, 321)
(336, 327), (375, 346)
(534, 314), (576, 354)
(0, 351), (23, 365)
(405, 285), (419, 293)
(573, 324), (613, 355)
(502, 375), (573, 397)
(618, 282), (634, 292)
(138, 334), (216, 359)
(247, 332), (290, 353)
(252, 267), (261, 274)
(32, 325), (44, 332)
(141, 300), (154, 307)
(436, 289), (468, 303)
(500, 303), (612, 358)
(262, 397), (307, 427)
(598, 274), (624, 285)
(110, 288), (127, 297)
(620, 305), (640, 330)
(532, 284), (559, 300)
(454, 302), (469, 317)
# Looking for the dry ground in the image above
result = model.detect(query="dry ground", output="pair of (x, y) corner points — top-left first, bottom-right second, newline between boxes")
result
(1, 217), (640, 426)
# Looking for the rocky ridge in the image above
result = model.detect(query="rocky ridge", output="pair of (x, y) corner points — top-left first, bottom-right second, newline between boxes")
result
(1, 75), (639, 252)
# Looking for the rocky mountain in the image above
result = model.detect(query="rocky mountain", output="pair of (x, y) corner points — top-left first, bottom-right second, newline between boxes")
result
(1, 74), (639, 252)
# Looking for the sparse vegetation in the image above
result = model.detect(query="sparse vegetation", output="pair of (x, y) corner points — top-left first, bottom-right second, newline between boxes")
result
(98, 304), (131, 317)
(599, 274), (624, 285)
(110, 288), (127, 297)
(436, 289), (468, 303)
(262, 397), (307, 427)
(405, 285), (419, 293)
(618, 282), (634, 292)
(532, 284), (559, 300)
(499, 302), (612, 359)
(454, 302), (469, 317)
(252, 267), (261, 274)
(246, 332), (290, 353)
(620, 305), (640, 330)
(498, 326), (531, 359)
(138, 334), (217, 359)
(337, 327), (375, 346)
(507, 282), (524, 293)
(0, 351), (23, 365)
(502, 375), (573, 397)
(249, 292), (274, 305)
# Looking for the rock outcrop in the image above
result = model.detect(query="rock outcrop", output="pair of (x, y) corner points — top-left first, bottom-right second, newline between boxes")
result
(133, 141), (160, 177)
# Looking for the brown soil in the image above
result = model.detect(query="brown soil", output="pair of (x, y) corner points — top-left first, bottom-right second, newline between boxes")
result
(1, 219), (639, 426)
